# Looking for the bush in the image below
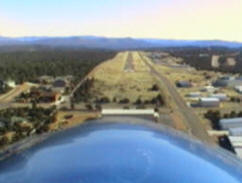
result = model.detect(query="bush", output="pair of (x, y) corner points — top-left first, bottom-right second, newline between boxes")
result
(119, 98), (130, 104)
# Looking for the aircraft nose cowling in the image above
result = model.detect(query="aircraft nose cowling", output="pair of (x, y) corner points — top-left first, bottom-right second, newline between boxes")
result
(0, 120), (242, 183)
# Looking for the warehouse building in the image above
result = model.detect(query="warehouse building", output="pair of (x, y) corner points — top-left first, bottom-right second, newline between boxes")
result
(220, 118), (242, 130)
(213, 77), (242, 88)
(229, 127), (242, 136)
(186, 92), (201, 98)
(198, 98), (220, 107)
(176, 81), (192, 88)
(209, 93), (228, 101)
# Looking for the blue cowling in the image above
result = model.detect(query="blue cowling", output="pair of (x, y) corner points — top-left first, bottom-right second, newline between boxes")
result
(0, 118), (241, 183)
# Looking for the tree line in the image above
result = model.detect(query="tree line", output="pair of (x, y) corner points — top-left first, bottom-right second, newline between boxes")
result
(0, 49), (116, 84)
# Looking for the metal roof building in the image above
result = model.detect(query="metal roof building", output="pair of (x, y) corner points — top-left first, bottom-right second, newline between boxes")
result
(220, 118), (242, 130)
(210, 93), (228, 101)
(229, 127), (242, 136)
(199, 97), (220, 107)
(213, 77), (242, 88)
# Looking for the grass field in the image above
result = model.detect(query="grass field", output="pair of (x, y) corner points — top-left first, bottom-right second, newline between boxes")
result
(89, 52), (160, 104)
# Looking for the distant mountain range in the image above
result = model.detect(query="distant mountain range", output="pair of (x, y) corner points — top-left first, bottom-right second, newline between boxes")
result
(0, 36), (242, 50)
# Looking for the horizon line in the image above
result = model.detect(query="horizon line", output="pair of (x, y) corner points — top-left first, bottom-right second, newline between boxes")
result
(1, 35), (242, 43)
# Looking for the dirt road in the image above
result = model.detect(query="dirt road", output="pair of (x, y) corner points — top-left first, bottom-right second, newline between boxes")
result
(139, 52), (213, 144)
(0, 83), (34, 103)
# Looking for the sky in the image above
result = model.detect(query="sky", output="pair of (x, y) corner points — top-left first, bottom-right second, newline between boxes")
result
(0, 0), (242, 41)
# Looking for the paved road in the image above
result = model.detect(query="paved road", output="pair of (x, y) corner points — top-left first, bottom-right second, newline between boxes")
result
(140, 53), (213, 143)
(124, 52), (134, 72)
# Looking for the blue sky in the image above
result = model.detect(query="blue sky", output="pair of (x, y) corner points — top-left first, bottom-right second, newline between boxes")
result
(1, 0), (242, 41)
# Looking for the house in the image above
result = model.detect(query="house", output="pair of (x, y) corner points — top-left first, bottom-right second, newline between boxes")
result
(176, 81), (192, 88)
(219, 118), (242, 130)
(38, 92), (61, 103)
(209, 93), (228, 101)
(52, 79), (67, 88)
(198, 97), (220, 107)
(38, 75), (54, 84)
(29, 87), (61, 103)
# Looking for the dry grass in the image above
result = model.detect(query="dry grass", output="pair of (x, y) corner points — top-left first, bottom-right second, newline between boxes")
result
(90, 51), (160, 103)
(49, 111), (99, 131)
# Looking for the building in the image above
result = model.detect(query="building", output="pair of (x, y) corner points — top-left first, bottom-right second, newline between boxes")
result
(176, 81), (192, 88)
(52, 79), (67, 88)
(220, 118), (242, 130)
(38, 92), (61, 103)
(38, 75), (54, 84)
(186, 92), (201, 98)
(229, 127), (242, 136)
(209, 93), (228, 101)
(200, 86), (216, 93)
(101, 109), (159, 119)
(6, 80), (16, 88)
(29, 87), (61, 103)
(199, 97), (220, 107)
(235, 86), (242, 94)
(213, 77), (242, 88)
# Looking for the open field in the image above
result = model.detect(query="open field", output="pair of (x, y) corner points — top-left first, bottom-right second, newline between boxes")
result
(49, 111), (99, 131)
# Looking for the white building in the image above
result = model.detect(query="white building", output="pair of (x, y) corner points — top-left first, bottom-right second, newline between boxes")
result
(210, 93), (228, 101)
(6, 80), (16, 88)
(101, 109), (159, 118)
(200, 86), (217, 93)
(199, 98), (220, 107)
(220, 118), (242, 130)
(187, 92), (201, 98)
(235, 86), (242, 94)
(229, 127), (242, 136)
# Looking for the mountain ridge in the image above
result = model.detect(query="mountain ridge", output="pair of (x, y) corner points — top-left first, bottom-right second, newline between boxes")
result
(0, 36), (241, 49)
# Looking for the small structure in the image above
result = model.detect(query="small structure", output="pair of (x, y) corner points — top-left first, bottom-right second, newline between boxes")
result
(209, 93), (228, 101)
(200, 86), (217, 93)
(213, 76), (242, 88)
(220, 118), (242, 130)
(6, 80), (16, 88)
(235, 86), (242, 94)
(176, 81), (192, 88)
(199, 97), (220, 107)
(52, 87), (65, 94)
(28, 87), (61, 103)
(186, 92), (201, 98)
(52, 79), (67, 88)
(38, 75), (54, 84)
(10, 117), (27, 126)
